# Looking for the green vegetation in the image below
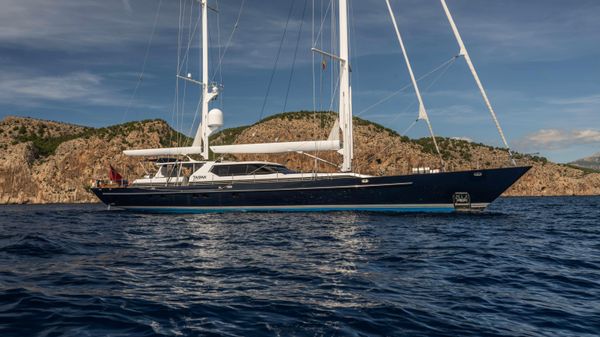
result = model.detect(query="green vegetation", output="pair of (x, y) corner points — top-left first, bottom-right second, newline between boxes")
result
(415, 137), (454, 160)
(256, 111), (407, 139)
(214, 111), (412, 145)
(7, 113), (577, 176)
(414, 136), (550, 165)
(210, 125), (249, 145)
(512, 152), (548, 164)
(37, 124), (46, 136)
(353, 116), (406, 140)
(159, 128), (191, 148)
(16, 133), (82, 157)
(10, 118), (186, 158)
(258, 110), (336, 124)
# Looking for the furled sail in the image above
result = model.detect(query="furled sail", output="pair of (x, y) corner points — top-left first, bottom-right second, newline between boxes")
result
(211, 140), (340, 154)
(123, 146), (203, 157)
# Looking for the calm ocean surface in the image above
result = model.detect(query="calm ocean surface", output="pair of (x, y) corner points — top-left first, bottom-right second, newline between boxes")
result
(1, 197), (599, 337)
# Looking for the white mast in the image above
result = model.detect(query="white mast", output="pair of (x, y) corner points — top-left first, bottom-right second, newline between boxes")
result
(440, 0), (514, 163)
(385, 0), (442, 160)
(338, 0), (353, 172)
(192, 0), (219, 159)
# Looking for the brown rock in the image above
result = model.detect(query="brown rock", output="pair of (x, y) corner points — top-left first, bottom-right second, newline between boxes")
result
(1, 112), (599, 204)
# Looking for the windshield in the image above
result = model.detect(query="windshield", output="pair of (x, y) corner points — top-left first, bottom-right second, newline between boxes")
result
(211, 164), (296, 176)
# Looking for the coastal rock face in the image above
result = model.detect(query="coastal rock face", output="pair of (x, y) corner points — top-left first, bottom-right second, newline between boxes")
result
(0, 116), (182, 204)
(1, 113), (599, 204)
(212, 112), (600, 197)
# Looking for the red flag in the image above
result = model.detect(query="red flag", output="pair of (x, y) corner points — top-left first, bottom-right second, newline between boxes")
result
(109, 165), (123, 182)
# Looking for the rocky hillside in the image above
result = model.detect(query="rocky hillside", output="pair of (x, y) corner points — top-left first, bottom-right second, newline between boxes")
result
(570, 153), (600, 171)
(211, 112), (600, 197)
(0, 116), (188, 204)
(1, 112), (599, 204)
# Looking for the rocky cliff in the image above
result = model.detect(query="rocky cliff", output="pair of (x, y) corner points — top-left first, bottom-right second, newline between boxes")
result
(1, 112), (599, 204)
(211, 112), (600, 197)
(0, 116), (185, 204)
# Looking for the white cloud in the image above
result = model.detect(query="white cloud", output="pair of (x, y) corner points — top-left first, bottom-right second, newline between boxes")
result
(0, 70), (157, 109)
(518, 128), (600, 150)
(444, 1), (600, 62)
(547, 94), (600, 106)
(0, 0), (169, 51)
(1, 0), (598, 70)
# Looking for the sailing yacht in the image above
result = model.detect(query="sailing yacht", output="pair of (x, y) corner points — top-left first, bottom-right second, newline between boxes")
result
(92, 0), (530, 213)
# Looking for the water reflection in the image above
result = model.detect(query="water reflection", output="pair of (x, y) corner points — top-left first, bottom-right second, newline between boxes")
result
(2, 198), (600, 336)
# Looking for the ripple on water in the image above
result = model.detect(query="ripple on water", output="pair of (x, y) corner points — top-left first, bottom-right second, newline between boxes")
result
(0, 197), (599, 336)
(0, 234), (73, 258)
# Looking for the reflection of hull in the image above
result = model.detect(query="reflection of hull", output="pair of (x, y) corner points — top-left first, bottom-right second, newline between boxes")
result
(91, 166), (531, 213)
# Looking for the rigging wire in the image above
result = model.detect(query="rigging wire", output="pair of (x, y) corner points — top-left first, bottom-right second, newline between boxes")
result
(258, 0), (297, 121)
(211, 0), (246, 81)
(215, 0), (222, 86)
(178, 0), (196, 145)
(312, 0), (332, 49)
(169, 0), (185, 150)
(330, 0), (336, 112)
(283, 0), (309, 112)
(384, 56), (458, 127)
(176, 5), (200, 75)
(355, 56), (459, 173)
(121, 0), (163, 125)
(318, 0), (325, 113)
(310, 0), (323, 173)
(311, 0), (316, 115)
(356, 55), (459, 117)
(349, 0), (359, 114)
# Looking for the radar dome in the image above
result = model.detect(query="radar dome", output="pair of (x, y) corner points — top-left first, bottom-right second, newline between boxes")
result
(207, 108), (223, 130)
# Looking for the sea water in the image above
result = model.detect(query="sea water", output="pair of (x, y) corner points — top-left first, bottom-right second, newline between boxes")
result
(1, 197), (599, 336)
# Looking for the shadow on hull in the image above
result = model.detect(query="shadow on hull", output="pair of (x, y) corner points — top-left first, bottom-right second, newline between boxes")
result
(92, 166), (531, 214)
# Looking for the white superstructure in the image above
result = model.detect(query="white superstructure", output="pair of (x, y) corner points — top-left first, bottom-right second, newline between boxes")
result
(131, 160), (367, 187)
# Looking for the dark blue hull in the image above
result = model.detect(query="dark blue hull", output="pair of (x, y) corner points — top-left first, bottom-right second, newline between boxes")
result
(91, 166), (530, 213)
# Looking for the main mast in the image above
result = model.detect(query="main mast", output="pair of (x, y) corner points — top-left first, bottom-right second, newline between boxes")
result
(338, 0), (353, 172)
(192, 0), (219, 159)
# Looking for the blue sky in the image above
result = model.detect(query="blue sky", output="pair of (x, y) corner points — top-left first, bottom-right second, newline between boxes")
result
(1, 0), (599, 162)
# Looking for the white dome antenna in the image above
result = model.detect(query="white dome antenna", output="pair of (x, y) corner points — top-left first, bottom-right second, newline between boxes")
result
(207, 108), (223, 135)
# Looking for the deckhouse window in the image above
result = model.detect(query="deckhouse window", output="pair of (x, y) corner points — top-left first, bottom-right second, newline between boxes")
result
(210, 164), (294, 176)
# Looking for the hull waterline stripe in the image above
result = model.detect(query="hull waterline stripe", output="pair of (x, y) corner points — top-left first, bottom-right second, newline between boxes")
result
(101, 181), (413, 196)
(114, 203), (489, 213)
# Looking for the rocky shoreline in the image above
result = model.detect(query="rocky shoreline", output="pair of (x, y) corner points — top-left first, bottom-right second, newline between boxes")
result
(1, 113), (599, 204)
